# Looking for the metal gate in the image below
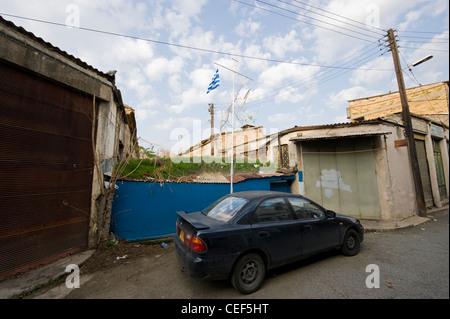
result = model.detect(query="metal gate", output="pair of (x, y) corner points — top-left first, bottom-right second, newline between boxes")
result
(302, 138), (381, 219)
(432, 139), (448, 201)
(0, 61), (94, 280)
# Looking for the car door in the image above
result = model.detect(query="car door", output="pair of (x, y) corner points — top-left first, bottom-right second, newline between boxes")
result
(251, 197), (302, 267)
(286, 197), (340, 256)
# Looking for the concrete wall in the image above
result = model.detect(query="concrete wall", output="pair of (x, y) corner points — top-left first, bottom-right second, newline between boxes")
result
(376, 125), (416, 220)
(0, 19), (112, 102)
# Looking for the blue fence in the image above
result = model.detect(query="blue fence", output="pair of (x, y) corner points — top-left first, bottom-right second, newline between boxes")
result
(110, 175), (294, 241)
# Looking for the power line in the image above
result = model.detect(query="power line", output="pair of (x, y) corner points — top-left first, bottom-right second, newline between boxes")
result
(399, 39), (449, 44)
(242, 42), (388, 109)
(399, 46), (449, 53)
(290, 0), (386, 32)
(0, 12), (389, 71)
(257, 0), (383, 40)
(398, 30), (449, 34)
(398, 50), (447, 126)
(397, 33), (449, 40)
(244, 40), (390, 109)
(276, 0), (385, 36)
(234, 0), (380, 43)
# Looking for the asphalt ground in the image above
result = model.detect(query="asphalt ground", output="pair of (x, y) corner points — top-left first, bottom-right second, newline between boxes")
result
(0, 206), (447, 303)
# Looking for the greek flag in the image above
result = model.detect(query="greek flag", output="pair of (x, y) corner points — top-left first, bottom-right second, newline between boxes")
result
(206, 69), (220, 94)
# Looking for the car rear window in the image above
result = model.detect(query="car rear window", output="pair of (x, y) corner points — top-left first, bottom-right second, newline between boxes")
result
(202, 196), (248, 222)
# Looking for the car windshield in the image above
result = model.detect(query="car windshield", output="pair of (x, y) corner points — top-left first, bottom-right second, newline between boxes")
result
(202, 196), (248, 222)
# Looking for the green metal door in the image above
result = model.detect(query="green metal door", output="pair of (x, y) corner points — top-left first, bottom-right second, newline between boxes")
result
(302, 138), (380, 219)
(433, 139), (448, 201)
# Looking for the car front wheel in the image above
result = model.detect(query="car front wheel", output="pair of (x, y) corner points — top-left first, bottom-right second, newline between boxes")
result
(231, 253), (266, 294)
(341, 229), (360, 256)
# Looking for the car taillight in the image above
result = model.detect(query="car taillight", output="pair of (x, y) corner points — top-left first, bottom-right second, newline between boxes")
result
(177, 222), (206, 253)
(190, 236), (206, 253)
(176, 221), (181, 235)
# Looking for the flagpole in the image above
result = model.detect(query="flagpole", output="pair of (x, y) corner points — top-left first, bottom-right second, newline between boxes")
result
(230, 58), (237, 194)
(212, 60), (253, 194)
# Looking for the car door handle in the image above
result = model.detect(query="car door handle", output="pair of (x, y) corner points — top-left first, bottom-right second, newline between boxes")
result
(259, 231), (271, 238)
(304, 225), (313, 231)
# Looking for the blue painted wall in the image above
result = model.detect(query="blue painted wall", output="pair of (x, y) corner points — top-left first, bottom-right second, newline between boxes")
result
(110, 176), (294, 241)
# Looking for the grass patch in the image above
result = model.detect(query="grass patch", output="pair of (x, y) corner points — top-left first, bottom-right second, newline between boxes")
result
(116, 156), (275, 180)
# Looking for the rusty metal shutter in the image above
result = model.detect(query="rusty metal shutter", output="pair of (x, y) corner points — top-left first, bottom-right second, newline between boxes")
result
(0, 61), (94, 280)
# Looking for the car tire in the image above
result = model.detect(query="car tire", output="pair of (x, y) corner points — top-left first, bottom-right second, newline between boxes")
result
(231, 253), (266, 294)
(341, 229), (360, 256)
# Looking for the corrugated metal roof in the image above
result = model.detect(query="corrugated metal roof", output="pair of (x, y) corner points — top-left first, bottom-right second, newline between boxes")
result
(0, 15), (112, 81)
(224, 171), (296, 184)
(290, 131), (391, 142)
(189, 171), (296, 184)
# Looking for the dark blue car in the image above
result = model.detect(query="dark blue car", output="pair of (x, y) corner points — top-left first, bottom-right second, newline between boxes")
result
(174, 191), (364, 294)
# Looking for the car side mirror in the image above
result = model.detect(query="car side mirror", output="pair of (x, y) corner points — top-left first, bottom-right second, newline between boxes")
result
(326, 210), (336, 218)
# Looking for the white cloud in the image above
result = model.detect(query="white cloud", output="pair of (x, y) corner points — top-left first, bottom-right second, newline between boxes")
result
(171, 0), (208, 19)
(163, 0), (208, 39)
(154, 116), (201, 132)
(145, 56), (184, 79)
(350, 55), (393, 86)
(268, 112), (296, 124)
(155, 117), (177, 130)
(327, 86), (381, 110)
(1, 0), (447, 150)
(263, 30), (303, 58)
(241, 44), (270, 72)
(120, 68), (152, 99)
(234, 18), (260, 38)
(252, 61), (317, 104)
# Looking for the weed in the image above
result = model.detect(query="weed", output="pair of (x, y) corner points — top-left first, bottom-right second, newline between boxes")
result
(116, 157), (274, 181)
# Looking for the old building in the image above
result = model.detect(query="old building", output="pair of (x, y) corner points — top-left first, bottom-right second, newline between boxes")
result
(277, 116), (448, 221)
(269, 80), (449, 222)
(347, 81), (449, 126)
(180, 125), (267, 160)
(0, 16), (136, 280)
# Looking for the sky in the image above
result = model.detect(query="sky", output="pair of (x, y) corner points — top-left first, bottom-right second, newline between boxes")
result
(0, 0), (448, 155)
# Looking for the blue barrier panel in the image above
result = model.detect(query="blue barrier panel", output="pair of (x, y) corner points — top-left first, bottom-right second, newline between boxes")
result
(110, 176), (294, 241)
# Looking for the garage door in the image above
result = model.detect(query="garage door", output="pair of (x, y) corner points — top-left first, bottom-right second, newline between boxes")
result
(0, 61), (94, 280)
(302, 138), (380, 219)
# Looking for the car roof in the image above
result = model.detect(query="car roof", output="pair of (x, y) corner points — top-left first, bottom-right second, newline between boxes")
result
(229, 191), (295, 200)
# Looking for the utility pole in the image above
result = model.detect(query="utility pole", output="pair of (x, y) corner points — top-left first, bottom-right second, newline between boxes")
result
(387, 28), (427, 217)
(208, 103), (214, 156)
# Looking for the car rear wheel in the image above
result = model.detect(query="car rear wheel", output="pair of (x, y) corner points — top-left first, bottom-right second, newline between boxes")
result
(341, 229), (360, 256)
(231, 253), (266, 294)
